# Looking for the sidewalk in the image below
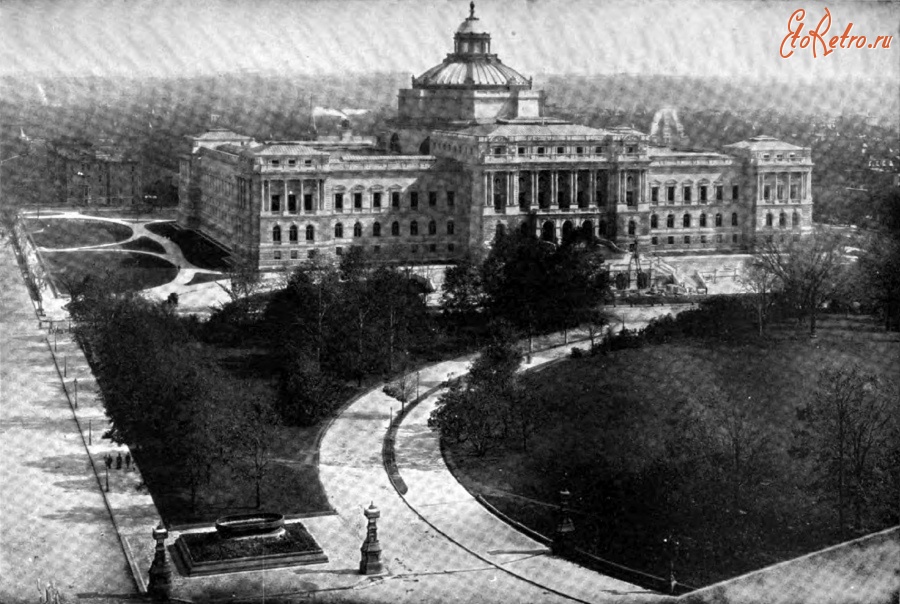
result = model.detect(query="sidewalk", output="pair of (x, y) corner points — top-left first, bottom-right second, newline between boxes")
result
(0, 242), (138, 603)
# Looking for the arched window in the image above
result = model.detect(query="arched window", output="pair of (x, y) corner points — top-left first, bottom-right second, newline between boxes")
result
(447, 220), (455, 235)
(779, 212), (787, 228)
(582, 220), (594, 237)
(353, 222), (362, 237)
(428, 220), (437, 235)
(765, 213), (773, 227)
(699, 213), (707, 227)
(334, 222), (344, 238)
(627, 220), (636, 235)
(731, 212), (738, 226)
(683, 214), (691, 228)
(715, 213), (723, 227)
(650, 214), (658, 229)
(289, 225), (298, 242)
(792, 211), (800, 227)
(373, 222), (381, 237)
(410, 220), (419, 236)
(305, 225), (314, 241)
(496, 223), (506, 238)
(541, 221), (555, 242)
(272, 225), (281, 243)
(391, 221), (400, 236)
(666, 214), (675, 228)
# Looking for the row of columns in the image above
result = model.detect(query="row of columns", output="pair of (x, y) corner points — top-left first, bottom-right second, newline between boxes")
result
(261, 178), (325, 214)
(757, 171), (809, 203)
(485, 169), (645, 211)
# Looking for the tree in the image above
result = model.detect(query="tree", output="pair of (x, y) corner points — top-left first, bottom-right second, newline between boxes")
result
(585, 307), (610, 349)
(441, 254), (484, 317)
(857, 236), (900, 331)
(277, 351), (343, 426)
(230, 387), (281, 509)
(218, 255), (262, 308)
(739, 259), (780, 336)
(754, 230), (848, 337)
(384, 371), (416, 411)
(795, 365), (897, 535)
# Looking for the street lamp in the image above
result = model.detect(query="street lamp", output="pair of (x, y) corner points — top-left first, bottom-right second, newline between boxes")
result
(74, 171), (90, 205)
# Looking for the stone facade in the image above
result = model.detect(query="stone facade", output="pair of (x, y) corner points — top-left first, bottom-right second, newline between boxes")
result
(177, 6), (813, 273)
(48, 140), (142, 206)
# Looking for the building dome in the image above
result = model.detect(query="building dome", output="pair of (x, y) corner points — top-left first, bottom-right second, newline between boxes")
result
(413, 2), (531, 90)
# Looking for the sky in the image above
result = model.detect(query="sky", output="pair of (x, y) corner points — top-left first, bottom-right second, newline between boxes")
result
(0, 0), (898, 82)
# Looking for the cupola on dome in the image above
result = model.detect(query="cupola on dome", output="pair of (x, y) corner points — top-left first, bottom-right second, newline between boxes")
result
(412, 2), (531, 90)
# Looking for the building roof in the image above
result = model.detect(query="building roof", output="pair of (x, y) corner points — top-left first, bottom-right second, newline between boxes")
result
(725, 135), (805, 151)
(457, 15), (488, 35)
(648, 147), (731, 160)
(415, 57), (530, 88)
(191, 129), (254, 142)
(250, 143), (329, 156)
(451, 121), (612, 139)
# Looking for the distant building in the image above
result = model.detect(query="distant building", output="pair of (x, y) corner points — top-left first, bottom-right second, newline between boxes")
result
(178, 4), (814, 279)
(48, 139), (142, 206)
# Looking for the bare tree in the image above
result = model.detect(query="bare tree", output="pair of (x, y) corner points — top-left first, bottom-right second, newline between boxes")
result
(739, 259), (780, 336)
(754, 230), (847, 337)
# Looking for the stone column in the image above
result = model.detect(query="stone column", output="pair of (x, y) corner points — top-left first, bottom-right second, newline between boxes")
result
(282, 180), (288, 215)
(570, 171), (577, 208)
(551, 171), (558, 208)
(359, 503), (383, 575)
(510, 172), (518, 208)
(589, 171), (596, 208)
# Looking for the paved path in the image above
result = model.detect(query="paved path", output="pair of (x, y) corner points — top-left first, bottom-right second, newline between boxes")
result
(0, 241), (137, 604)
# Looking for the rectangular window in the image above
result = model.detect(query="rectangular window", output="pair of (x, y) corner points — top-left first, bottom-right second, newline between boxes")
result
(288, 194), (297, 213)
(684, 235), (691, 244)
(732, 185), (739, 200)
(273, 250), (282, 260)
(699, 186), (708, 202)
(763, 185), (771, 201)
(576, 147), (584, 155)
(410, 191), (419, 209)
(790, 183), (799, 200)
(411, 244), (418, 253)
(626, 146), (636, 154)
(716, 233), (724, 243)
(429, 243), (437, 253)
(683, 186), (692, 203)
(308, 249), (317, 258)
(304, 159), (312, 166)
(732, 233), (739, 243)
(447, 191), (455, 207)
(288, 159), (296, 166)
(391, 191), (400, 208)
(667, 236), (675, 245)
(700, 234), (707, 244)
(373, 192), (382, 208)
(290, 249), (298, 259)
(271, 195), (281, 212)
(334, 193), (344, 210)
(715, 185), (724, 201)
(777, 184), (785, 200)
(556, 146), (565, 154)
(429, 191), (437, 206)
(304, 194), (313, 212)
(651, 236), (659, 245)
(595, 146), (604, 154)
(271, 160), (280, 166)
(493, 146), (506, 155)
(448, 243), (456, 252)
(537, 147), (545, 155)
(651, 186), (659, 204)
(667, 186), (676, 203)
(335, 246), (343, 256)
(517, 146), (526, 154)
(354, 192), (363, 209)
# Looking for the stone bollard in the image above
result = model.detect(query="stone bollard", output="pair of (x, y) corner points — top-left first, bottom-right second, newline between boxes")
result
(148, 522), (173, 601)
(359, 502), (383, 575)
(552, 489), (575, 556)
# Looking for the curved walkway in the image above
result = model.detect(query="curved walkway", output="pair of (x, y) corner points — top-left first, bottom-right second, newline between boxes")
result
(319, 308), (687, 604)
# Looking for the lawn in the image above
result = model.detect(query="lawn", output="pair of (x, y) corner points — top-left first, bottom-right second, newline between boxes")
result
(445, 315), (900, 589)
(120, 236), (167, 255)
(27, 218), (133, 248)
(42, 250), (178, 294)
(146, 221), (231, 270)
(135, 348), (335, 527)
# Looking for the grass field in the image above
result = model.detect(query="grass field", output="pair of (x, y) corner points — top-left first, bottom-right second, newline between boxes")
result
(146, 221), (230, 270)
(445, 315), (900, 588)
(28, 218), (133, 248)
(42, 250), (178, 294)
(120, 236), (167, 254)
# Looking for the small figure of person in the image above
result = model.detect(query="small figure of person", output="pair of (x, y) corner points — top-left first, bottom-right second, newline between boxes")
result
(115, 452), (123, 470)
(124, 451), (132, 470)
(104, 454), (113, 470)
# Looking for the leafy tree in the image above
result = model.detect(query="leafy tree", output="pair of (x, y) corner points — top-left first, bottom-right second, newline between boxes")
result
(441, 254), (484, 317)
(739, 259), (780, 336)
(277, 351), (344, 426)
(857, 236), (900, 331)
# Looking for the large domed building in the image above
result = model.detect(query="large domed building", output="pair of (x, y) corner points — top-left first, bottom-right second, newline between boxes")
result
(178, 3), (814, 291)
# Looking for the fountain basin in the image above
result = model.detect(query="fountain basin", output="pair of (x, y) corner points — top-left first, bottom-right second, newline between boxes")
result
(215, 513), (284, 539)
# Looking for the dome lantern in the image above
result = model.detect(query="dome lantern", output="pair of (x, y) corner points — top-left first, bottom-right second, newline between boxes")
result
(454, 2), (491, 55)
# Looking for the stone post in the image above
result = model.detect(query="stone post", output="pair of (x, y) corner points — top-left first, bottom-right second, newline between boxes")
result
(359, 502), (383, 575)
(552, 488), (575, 556)
(148, 522), (173, 601)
